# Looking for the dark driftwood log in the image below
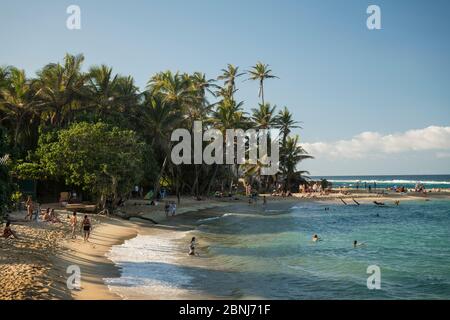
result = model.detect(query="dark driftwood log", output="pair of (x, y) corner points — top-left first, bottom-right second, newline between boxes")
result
(115, 211), (158, 224)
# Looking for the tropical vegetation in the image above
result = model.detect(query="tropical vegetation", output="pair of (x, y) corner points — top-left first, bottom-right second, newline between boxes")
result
(0, 54), (312, 214)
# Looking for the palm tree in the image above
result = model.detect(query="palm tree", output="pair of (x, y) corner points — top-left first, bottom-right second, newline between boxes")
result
(250, 103), (278, 190)
(34, 53), (86, 127)
(0, 66), (11, 89)
(186, 72), (216, 123)
(114, 75), (140, 116)
(275, 106), (301, 176)
(0, 68), (38, 147)
(247, 62), (278, 105)
(146, 72), (194, 197)
(85, 65), (120, 119)
(217, 64), (244, 100)
(282, 135), (313, 191)
(251, 103), (277, 130)
(275, 106), (301, 145)
(143, 93), (183, 192)
(209, 97), (249, 194)
(142, 94), (182, 148)
(147, 71), (192, 112)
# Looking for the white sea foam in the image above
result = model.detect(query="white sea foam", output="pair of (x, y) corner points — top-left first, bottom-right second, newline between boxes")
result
(328, 179), (450, 185)
(197, 216), (222, 223)
(104, 232), (193, 299)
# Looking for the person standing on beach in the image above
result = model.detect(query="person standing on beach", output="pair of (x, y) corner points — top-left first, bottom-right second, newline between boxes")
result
(263, 196), (267, 205)
(164, 202), (170, 218)
(81, 215), (91, 242)
(171, 202), (177, 216)
(25, 196), (34, 221)
(70, 212), (78, 239)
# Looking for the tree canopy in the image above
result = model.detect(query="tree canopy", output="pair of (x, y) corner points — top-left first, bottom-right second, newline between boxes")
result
(0, 54), (313, 210)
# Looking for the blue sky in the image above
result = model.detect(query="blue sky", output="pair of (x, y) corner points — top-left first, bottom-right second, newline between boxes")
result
(1, 0), (449, 175)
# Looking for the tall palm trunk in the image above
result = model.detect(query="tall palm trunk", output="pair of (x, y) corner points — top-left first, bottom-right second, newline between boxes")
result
(260, 81), (265, 105)
(154, 155), (168, 197)
(13, 116), (23, 148)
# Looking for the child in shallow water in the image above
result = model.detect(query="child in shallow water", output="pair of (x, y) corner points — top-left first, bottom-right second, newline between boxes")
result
(189, 237), (198, 256)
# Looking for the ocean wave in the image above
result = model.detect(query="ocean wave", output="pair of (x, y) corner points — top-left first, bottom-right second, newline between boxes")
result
(104, 233), (192, 299)
(197, 216), (222, 223)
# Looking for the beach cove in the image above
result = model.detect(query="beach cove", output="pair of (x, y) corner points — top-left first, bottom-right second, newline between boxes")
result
(4, 190), (448, 300)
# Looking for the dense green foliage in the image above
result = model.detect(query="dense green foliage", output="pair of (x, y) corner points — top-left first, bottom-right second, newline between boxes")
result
(0, 54), (312, 209)
(36, 122), (146, 206)
(0, 128), (13, 220)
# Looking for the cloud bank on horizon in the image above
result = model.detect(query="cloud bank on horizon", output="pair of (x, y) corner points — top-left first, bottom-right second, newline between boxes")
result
(302, 126), (450, 160)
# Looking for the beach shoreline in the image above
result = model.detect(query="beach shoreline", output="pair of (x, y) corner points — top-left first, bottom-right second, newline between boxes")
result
(2, 191), (450, 300)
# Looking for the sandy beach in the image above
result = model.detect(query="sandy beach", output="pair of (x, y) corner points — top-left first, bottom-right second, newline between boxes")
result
(1, 190), (449, 300)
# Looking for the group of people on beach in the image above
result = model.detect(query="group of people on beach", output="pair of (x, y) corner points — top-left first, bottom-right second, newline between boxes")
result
(164, 201), (177, 218)
(23, 196), (61, 223)
(69, 211), (92, 242)
(1, 195), (93, 242)
(41, 208), (61, 223)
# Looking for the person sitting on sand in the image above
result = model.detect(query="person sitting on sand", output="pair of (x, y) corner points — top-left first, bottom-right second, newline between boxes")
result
(353, 240), (366, 248)
(188, 237), (198, 256)
(2, 221), (19, 239)
(81, 215), (91, 242)
(42, 208), (52, 221)
(70, 212), (78, 239)
(49, 209), (61, 223)
(312, 234), (321, 242)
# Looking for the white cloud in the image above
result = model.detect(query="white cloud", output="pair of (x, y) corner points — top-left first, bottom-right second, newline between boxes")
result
(302, 126), (450, 159)
(436, 152), (450, 159)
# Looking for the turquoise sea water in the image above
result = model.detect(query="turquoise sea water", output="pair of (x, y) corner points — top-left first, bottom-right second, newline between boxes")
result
(190, 199), (450, 299)
(107, 199), (450, 299)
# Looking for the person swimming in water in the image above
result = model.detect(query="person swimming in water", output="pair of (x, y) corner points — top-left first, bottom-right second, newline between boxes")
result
(353, 240), (366, 248)
(373, 201), (385, 206)
(312, 234), (321, 242)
